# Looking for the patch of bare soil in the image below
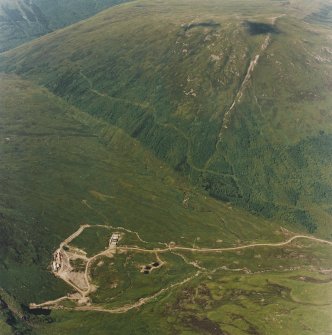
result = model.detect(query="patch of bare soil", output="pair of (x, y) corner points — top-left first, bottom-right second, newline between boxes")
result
(63, 271), (88, 291)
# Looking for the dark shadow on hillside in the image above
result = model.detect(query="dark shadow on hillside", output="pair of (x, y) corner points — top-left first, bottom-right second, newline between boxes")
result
(26, 306), (51, 316)
(244, 21), (279, 35)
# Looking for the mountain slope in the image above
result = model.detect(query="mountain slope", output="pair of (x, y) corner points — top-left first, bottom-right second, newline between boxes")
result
(1, 73), (332, 335)
(2, 0), (331, 235)
(0, 0), (132, 52)
(0, 71), (290, 303)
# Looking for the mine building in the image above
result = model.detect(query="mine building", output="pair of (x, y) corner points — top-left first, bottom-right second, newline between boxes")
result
(109, 233), (120, 248)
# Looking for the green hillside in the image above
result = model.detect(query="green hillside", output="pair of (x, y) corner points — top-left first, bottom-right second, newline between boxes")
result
(0, 73), (331, 335)
(1, 0), (331, 235)
(0, 0), (132, 52)
(0, 1), (332, 334)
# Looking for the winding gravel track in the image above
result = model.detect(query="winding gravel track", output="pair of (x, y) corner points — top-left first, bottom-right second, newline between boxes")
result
(30, 224), (332, 313)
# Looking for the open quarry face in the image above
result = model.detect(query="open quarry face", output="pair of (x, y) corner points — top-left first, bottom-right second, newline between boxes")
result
(31, 225), (175, 311)
(50, 227), (122, 301)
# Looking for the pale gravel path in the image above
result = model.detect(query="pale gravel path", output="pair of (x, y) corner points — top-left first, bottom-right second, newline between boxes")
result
(30, 224), (332, 313)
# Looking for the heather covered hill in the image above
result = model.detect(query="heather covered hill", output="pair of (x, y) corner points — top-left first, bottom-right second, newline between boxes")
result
(1, 0), (331, 235)
(1, 1), (332, 334)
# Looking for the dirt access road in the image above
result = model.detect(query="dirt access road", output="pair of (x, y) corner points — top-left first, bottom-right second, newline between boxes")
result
(30, 224), (332, 314)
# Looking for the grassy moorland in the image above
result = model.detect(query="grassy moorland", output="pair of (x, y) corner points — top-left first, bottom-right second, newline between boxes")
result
(1, 0), (331, 236)
(0, 0), (331, 334)
(0, 72), (285, 294)
(0, 71), (331, 335)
